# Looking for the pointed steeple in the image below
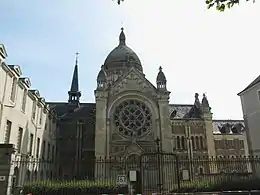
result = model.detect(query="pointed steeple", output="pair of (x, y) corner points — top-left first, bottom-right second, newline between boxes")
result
(119, 27), (126, 45)
(68, 52), (81, 104)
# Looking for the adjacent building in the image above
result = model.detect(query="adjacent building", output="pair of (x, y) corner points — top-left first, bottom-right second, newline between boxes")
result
(0, 44), (57, 194)
(238, 75), (260, 156)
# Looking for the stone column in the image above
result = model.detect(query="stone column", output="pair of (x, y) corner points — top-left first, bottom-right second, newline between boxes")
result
(157, 92), (171, 153)
(201, 111), (217, 174)
(94, 90), (108, 179)
(202, 113), (216, 158)
(94, 90), (108, 158)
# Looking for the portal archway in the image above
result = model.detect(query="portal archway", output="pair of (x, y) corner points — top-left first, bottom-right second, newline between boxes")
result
(126, 154), (140, 171)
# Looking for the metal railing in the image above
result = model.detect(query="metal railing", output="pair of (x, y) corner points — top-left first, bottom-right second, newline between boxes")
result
(4, 155), (260, 194)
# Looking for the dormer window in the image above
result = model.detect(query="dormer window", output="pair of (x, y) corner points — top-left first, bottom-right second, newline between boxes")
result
(10, 77), (17, 102)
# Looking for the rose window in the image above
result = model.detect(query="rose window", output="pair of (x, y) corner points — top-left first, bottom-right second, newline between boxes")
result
(114, 100), (152, 138)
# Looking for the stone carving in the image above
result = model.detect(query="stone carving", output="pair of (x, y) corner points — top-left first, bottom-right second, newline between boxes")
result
(125, 143), (144, 155)
(110, 69), (156, 97)
(111, 133), (124, 141)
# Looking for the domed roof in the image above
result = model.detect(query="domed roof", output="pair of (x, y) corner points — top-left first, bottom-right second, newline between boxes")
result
(104, 28), (143, 72)
(156, 66), (166, 82)
(97, 67), (106, 82)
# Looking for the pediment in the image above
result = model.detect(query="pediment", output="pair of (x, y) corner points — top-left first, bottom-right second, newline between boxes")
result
(0, 44), (8, 59)
(8, 65), (22, 76)
(29, 89), (41, 99)
(125, 143), (144, 156)
(109, 68), (157, 97)
(19, 77), (31, 88)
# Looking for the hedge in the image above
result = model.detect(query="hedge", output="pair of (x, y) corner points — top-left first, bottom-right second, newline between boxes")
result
(171, 178), (260, 193)
(23, 179), (128, 195)
(23, 177), (260, 194)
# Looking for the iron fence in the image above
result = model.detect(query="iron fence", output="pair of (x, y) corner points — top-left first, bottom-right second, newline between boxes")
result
(4, 155), (260, 194)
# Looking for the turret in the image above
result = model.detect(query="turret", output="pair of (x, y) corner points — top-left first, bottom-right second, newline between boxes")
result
(97, 65), (106, 89)
(156, 66), (167, 90)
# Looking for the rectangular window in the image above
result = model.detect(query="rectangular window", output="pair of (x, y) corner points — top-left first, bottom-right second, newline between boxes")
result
(39, 108), (42, 125)
(4, 120), (12, 143)
(10, 77), (17, 102)
(32, 101), (37, 120)
(47, 142), (50, 160)
(29, 133), (34, 156)
(258, 91), (260, 101)
(17, 127), (23, 153)
(42, 140), (46, 159)
(21, 89), (27, 112)
(176, 136), (180, 149)
(52, 145), (55, 161)
(36, 138), (40, 158)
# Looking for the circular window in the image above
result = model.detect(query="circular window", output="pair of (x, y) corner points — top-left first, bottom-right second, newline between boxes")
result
(114, 100), (152, 138)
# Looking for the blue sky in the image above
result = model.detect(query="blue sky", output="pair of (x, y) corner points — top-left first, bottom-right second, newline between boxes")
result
(1, 0), (260, 119)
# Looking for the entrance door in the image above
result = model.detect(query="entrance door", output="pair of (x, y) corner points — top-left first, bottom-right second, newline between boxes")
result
(126, 154), (142, 194)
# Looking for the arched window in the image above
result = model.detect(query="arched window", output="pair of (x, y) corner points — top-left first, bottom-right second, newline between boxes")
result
(198, 167), (204, 175)
(200, 136), (204, 149)
(191, 136), (195, 149)
(177, 136), (180, 149)
(181, 136), (185, 149)
(26, 170), (30, 181)
(195, 136), (199, 150)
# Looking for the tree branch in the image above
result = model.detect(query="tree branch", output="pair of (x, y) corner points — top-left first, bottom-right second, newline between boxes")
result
(115, 0), (255, 12)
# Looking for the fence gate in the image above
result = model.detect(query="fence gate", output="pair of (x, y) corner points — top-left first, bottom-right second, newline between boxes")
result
(140, 152), (180, 194)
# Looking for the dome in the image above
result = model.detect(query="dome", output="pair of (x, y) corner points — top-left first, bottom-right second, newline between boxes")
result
(156, 66), (166, 82)
(97, 68), (106, 82)
(104, 28), (143, 72)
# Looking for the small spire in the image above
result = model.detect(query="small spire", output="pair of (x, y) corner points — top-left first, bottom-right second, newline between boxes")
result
(68, 52), (81, 103)
(159, 66), (162, 72)
(119, 27), (126, 45)
(75, 52), (79, 66)
(202, 93), (209, 107)
(194, 93), (201, 109)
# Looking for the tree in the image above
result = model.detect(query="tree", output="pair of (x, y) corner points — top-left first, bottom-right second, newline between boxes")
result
(114, 0), (255, 12)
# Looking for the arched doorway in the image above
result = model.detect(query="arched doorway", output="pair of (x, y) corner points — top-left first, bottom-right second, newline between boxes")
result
(126, 154), (140, 171)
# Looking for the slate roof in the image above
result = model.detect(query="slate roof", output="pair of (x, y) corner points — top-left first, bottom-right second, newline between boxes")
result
(47, 102), (95, 119)
(238, 74), (260, 95)
(48, 102), (244, 135)
(212, 120), (245, 134)
(169, 104), (193, 119)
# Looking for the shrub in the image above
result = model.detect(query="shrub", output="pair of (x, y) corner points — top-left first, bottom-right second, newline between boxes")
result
(23, 179), (128, 195)
(171, 178), (260, 193)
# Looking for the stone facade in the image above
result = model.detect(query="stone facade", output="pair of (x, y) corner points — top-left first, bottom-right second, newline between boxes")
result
(49, 29), (249, 179)
(0, 29), (250, 185)
(238, 75), (260, 157)
(0, 45), (57, 194)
